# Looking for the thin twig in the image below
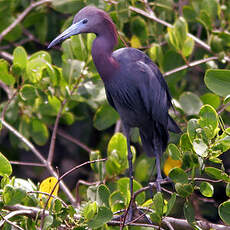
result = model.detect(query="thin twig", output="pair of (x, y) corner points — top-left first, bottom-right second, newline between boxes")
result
(40, 158), (107, 229)
(47, 74), (84, 163)
(28, 191), (67, 207)
(0, 51), (13, 61)
(0, 119), (76, 205)
(0, 80), (10, 98)
(56, 128), (92, 153)
(0, 211), (30, 229)
(0, 0), (51, 43)
(10, 161), (46, 167)
(218, 101), (230, 115)
(129, 6), (211, 52)
(163, 56), (218, 77)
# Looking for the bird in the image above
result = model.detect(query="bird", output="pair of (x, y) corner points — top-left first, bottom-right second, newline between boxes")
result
(48, 5), (180, 221)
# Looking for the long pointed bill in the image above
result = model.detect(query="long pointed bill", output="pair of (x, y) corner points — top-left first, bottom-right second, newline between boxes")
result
(48, 21), (82, 48)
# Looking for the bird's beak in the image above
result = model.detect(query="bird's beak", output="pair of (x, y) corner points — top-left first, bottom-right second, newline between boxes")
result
(48, 21), (82, 48)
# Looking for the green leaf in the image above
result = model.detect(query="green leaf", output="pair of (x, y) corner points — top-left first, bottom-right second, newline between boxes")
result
(200, 182), (214, 197)
(201, 93), (220, 109)
(180, 133), (193, 152)
(168, 143), (181, 160)
(169, 168), (188, 184)
(183, 6), (197, 22)
(183, 201), (195, 224)
(83, 201), (97, 220)
(205, 167), (230, 182)
(193, 139), (208, 157)
(117, 177), (145, 205)
(152, 192), (164, 217)
(87, 206), (113, 229)
(62, 59), (84, 85)
(182, 37), (194, 57)
(43, 215), (53, 230)
(198, 104), (218, 139)
(3, 185), (26, 205)
(187, 119), (200, 143)
(226, 183), (230, 198)
(150, 211), (161, 224)
(175, 183), (193, 198)
(135, 155), (155, 182)
(166, 193), (176, 216)
(93, 104), (119, 131)
(149, 43), (164, 68)
(204, 69), (230, 97)
(13, 46), (27, 70)
(130, 16), (148, 41)
(97, 184), (110, 207)
(218, 201), (230, 225)
(20, 84), (37, 101)
(39, 96), (61, 116)
(0, 152), (12, 176)
(0, 59), (15, 85)
(179, 92), (203, 115)
(51, 0), (84, 14)
(30, 119), (49, 146)
(29, 51), (51, 63)
(201, 0), (219, 20)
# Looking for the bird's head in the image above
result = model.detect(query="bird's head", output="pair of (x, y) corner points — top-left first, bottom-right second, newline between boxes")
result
(48, 6), (117, 49)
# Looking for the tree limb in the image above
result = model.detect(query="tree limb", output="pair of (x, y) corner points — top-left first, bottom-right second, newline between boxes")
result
(0, 0), (51, 43)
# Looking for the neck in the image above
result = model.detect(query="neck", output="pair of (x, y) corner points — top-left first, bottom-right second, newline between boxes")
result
(91, 26), (118, 81)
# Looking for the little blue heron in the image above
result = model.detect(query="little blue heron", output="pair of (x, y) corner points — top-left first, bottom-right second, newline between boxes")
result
(48, 6), (180, 221)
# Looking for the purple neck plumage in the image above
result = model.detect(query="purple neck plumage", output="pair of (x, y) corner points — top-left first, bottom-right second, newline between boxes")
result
(91, 18), (119, 81)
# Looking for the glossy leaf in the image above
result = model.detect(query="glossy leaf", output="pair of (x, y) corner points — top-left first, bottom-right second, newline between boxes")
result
(218, 201), (230, 225)
(93, 104), (119, 131)
(169, 168), (188, 184)
(87, 206), (113, 229)
(204, 69), (230, 97)
(168, 143), (181, 160)
(184, 201), (195, 224)
(166, 193), (176, 216)
(97, 184), (110, 207)
(179, 92), (203, 115)
(200, 182), (214, 197)
(201, 93), (220, 109)
(0, 152), (12, 176)
(13, 46), (27, 70)
(205, 167), (230, 182)
(0, 59), (15, 85)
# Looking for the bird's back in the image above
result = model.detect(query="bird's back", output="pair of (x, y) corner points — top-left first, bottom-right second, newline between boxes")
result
(104, 47), (180, 156)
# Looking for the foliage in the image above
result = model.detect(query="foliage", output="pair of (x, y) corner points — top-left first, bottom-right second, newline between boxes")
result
(0, 0), (230, 229)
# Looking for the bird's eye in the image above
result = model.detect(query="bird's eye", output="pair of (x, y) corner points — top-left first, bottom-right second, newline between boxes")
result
(82, 19), (88, 24)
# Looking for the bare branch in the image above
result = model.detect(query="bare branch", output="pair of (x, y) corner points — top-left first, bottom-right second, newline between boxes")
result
(47, 74), (84, 163)
(0, 119), (76, 205)
(0, 51), (13, 62)
(0, 0), (51, 43)
(0, 80), (11, 98)
(56, 128), (92, 153)
(129, 6), (211, 52)
(163, 56), (218, 77)
(0, 213), (24, 230)
(10, 161), (46, 167)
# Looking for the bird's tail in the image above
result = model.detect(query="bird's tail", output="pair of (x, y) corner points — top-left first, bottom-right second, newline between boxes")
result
(140, 123), (169, 157)
(168, 115), (181, 133)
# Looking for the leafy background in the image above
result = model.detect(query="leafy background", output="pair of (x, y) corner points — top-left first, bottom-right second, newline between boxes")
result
(1, 0), (230, 229)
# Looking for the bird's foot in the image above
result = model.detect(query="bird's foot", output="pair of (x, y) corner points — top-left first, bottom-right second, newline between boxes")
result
(149, 177), (170, 194)
(113, 201), (152, 225)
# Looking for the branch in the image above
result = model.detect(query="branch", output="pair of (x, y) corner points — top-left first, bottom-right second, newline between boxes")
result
(129, 6), (211, 52)
(0, 51), (13, 62)
(47, 74), (84, 163)
(163, 56), (218, 77)
(10, 161), (46, 167)
(0, 119), (76, 205)
(56, 128), (92, 153)
(0, 0), (51, 43)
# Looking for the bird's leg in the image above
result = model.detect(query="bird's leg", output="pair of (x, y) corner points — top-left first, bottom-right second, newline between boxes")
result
(123, 125), (134, 222)
(155, 151), (163, 192)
